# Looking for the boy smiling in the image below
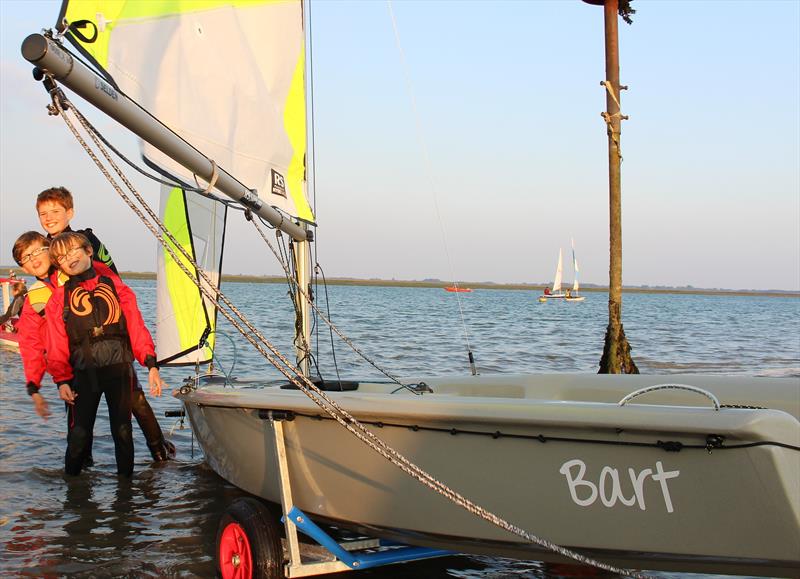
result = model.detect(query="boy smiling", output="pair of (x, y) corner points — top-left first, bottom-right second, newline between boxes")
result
(45, 232), (165, 477)
(35, 186), (174, 461)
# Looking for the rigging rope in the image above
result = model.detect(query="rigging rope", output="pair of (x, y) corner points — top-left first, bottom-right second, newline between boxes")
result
(46, 81), (650, 579)
(387, 1), (477, 376)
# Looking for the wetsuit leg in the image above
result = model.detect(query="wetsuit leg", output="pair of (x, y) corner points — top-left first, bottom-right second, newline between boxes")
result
(63, 402), (95, 468)
(130, 368), (175, 461)
(102, 366), (134, 478)
(65, 377), (102, 476)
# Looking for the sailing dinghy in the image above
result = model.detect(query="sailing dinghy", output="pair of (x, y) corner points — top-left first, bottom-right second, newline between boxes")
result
(566, 239), (586, 302)
(538, 248), (566, 302)
(22, 2), (800, 577)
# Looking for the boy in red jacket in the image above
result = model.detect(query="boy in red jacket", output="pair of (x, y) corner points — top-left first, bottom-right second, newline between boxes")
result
(36, 186), (174, 461)
(46, 232), (165, 477)
(13, 232), (117, 430)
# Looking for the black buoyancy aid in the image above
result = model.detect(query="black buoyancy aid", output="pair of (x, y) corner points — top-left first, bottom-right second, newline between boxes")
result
(63, 274), (133, 372)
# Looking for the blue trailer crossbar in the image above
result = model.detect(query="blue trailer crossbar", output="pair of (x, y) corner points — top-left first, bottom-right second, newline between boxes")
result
(286, 506), (451, 571)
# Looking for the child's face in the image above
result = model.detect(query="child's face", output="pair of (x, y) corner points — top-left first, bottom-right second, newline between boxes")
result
(19, 241), (52, 279)
(37, 201), (74, 236)
(54, 244), (92, 277)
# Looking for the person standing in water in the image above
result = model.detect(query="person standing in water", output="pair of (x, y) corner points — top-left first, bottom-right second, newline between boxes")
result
(36, 186), (175, 461)
(45, 232), (166, 477)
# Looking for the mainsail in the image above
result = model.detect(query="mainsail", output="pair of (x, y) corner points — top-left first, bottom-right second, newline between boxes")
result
(56, 0), (314, 364)
(571, 239), (580, 293)
(552, 248), (563, 293)
(157, 185), (226, 365)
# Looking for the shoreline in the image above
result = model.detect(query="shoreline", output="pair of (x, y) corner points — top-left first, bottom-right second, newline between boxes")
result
(3, 267), (796, 297)
(118, 271), (798, 298)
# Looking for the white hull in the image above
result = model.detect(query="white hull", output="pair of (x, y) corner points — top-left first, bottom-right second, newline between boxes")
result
(177, 373), (800, 576)
(537, 293), (566, 302)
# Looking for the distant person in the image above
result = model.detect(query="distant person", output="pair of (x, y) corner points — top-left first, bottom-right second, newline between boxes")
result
(45, 232), (166, 477)
(544, 287), (551, 296)
(35, 186), (174, 461)
(0, 280), (26, 328)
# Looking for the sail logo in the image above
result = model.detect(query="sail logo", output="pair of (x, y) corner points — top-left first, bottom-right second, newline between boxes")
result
(271, 169), (287, 198)
(559, 459), (680, 513)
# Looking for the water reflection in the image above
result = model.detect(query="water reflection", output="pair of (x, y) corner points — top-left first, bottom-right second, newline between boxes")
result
(1, 284), (797, 577)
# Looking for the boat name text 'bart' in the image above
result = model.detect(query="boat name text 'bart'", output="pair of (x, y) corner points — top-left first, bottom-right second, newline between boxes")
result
(559, 459), (680, 513)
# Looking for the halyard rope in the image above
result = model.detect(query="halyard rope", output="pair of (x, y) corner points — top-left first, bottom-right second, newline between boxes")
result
(249, 220), (414, 391)
(48, 83), (649, 578)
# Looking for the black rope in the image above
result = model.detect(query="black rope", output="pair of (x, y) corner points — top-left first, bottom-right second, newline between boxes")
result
(266, 411), (800, 453)
(316, 262), (344, 391)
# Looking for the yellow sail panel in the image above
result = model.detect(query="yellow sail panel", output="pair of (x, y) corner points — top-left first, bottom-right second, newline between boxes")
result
(285, 45), (312, 223)
(59, 0), (315, 224)
(156, 186), (225, 365)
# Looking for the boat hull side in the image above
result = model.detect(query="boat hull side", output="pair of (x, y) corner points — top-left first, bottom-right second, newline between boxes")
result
(180, 389), (800, 575)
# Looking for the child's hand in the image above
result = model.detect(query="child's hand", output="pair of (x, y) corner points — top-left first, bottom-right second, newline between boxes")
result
(149, 368), (165, 397)
(59, 384), (77, 405)
(31, 392), (51, 419)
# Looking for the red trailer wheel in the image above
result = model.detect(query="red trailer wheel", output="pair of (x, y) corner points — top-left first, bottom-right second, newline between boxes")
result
(216, 498), (283, 579)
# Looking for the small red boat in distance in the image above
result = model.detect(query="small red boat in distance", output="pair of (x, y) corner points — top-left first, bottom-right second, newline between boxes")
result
(444, 286), (472, 293)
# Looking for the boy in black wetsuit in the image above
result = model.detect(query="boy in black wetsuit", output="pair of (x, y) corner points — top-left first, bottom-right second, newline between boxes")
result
(36, 186), (174, 461)
(46, 232), (166, 477)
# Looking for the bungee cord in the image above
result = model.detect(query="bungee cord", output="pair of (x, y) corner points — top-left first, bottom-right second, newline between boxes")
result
(44, 76), (650, 578)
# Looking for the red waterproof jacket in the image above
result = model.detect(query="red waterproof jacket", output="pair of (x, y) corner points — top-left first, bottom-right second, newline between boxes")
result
(45, 265), (152, 385)
(18, 263), (115, 388)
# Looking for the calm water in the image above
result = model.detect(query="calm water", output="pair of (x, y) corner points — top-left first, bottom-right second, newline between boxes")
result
(1, 281), (798, 578)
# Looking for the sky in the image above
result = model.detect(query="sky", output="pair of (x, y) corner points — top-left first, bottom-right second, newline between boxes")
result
(1, 0), (798, 291)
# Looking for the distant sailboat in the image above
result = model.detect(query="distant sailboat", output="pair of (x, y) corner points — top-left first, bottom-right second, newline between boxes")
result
(538, 249), (566, 302)
(566, 239), (586, 302)
(0, 276), (22, 350)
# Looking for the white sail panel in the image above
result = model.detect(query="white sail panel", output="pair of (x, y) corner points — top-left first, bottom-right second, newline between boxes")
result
(156, 185), (226, 365)
(60, 0), (314, 224)
(552, 248), (563, 293)
(571, 239), (580, 292)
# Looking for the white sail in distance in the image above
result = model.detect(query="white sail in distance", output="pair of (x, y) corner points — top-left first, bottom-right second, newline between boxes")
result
(552, 249), (563, 293)
(571, 238), (580, 293)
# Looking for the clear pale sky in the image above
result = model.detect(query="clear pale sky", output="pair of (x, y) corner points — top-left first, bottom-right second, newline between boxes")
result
(1, 1), (798, 291)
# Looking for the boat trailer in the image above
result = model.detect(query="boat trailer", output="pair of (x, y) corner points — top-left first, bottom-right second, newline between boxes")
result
(216, 410), (451, 578)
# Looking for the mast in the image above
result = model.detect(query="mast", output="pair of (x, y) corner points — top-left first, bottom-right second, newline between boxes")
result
(21, 33), (308, 243)
(292, 234), (313, 377)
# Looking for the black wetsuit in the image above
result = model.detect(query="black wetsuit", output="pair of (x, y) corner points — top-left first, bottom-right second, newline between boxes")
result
(51, 227), (174, 461)
(63, 273), (135, 476)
